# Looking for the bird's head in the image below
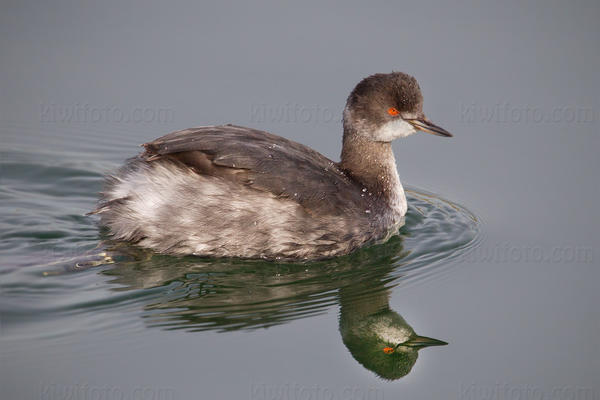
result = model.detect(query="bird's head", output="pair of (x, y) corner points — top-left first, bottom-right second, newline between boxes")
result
(344, 72), (452, 142)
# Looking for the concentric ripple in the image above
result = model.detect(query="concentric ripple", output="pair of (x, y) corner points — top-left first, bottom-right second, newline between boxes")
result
(0, 144), (480, 342)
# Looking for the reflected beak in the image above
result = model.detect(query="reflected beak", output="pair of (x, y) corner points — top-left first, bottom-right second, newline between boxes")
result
(408, 119), (453, 137)
(396, 335), (448, 348)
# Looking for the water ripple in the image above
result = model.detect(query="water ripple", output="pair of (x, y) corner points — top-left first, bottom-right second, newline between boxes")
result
(0, 144), (480, 341)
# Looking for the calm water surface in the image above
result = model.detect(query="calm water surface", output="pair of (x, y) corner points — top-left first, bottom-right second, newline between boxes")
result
(2, 2), (599, 399)
(1, 114), (598, 400)
(0, 124), (480, 382)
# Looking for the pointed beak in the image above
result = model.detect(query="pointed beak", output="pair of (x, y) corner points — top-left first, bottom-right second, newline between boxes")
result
(396, 335), (448, 348)
(408, 119), (453, 137)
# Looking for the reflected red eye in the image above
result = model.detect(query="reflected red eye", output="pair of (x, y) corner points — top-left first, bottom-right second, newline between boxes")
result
(387, 107), (399, 116)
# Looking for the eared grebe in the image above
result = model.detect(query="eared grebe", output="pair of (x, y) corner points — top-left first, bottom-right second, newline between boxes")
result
(91, 72), (452, 260)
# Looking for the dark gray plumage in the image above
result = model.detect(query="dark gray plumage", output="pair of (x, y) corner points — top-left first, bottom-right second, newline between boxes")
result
(141, 124), (372, 216)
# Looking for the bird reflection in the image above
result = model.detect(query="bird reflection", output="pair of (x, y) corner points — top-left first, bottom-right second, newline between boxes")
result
(98, 235), (447, 380)
(339, 284), (446, 380)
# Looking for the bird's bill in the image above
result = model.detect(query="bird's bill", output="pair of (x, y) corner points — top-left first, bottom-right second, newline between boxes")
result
(397, 335), (448, 348)
(408, 119), (453, 137)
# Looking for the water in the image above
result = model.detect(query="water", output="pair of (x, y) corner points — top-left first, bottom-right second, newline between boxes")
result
(1, 124), (482, 394)
(1, 129), (598, 398)
(0, 139), (479, 340)
(2, 2), (599, 399)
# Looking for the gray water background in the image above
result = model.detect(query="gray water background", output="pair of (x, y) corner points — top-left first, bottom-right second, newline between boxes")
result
(1, 1), (599, 399)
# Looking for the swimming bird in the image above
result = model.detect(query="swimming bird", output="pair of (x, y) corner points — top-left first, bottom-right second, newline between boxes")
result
(92, 72), (452, 260)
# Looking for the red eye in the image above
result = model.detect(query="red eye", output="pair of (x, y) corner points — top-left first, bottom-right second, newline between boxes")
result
(387, 107), (399, 116)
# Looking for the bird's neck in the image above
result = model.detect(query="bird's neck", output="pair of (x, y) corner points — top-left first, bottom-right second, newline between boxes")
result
(340, 130), (407, 216)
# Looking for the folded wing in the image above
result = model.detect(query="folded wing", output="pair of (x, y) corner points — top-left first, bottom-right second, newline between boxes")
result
(141, 124), (371, 217)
